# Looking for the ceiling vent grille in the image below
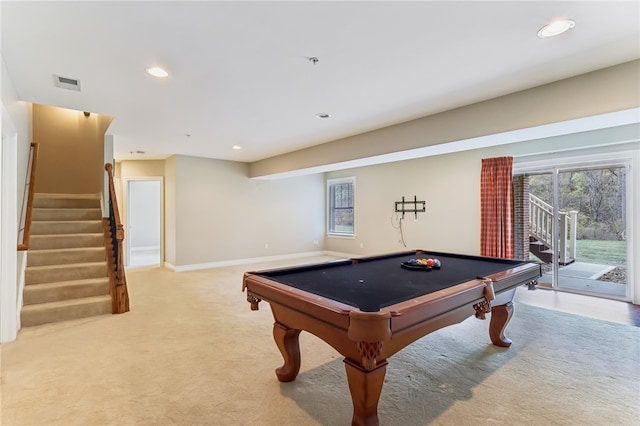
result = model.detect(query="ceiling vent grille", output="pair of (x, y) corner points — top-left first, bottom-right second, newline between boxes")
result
(54, 74), (81, 91)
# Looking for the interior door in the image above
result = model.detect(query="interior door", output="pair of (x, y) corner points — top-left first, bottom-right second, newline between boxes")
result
(127, 179), (161, 268)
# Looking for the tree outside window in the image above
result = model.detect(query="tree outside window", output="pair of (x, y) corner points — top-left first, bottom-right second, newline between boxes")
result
(327, 177), (355, 236)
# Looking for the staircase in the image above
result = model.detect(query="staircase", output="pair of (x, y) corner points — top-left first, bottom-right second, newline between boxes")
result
(529, 193), (578, 265)
(529, 237), (554, 263)
(22, 194), (112, 327)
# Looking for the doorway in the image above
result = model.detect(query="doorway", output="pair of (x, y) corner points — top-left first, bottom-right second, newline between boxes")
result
(126, 179), (162, 268)
(524, 162), (630, 300)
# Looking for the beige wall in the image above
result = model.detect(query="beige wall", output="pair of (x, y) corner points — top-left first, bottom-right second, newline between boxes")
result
(326, 151), (483, 257)
(117, 155), (325, 269)
(120, 159), (166, 177)
(172, 155), (325, 267)
(32, 104), (112, 194)
(164, 157), (177, 265)
(325, 125), (639, 258)
(251, 60), (640, 178)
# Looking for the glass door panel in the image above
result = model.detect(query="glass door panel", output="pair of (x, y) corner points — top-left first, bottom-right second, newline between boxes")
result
(528, 173), (554, 288)
(557, 167), (627, 298)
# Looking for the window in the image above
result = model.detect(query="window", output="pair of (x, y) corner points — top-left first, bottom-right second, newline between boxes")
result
(327, 177), (355, 236)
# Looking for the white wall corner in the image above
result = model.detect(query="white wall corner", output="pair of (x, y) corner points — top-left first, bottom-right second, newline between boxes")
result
(0, 105), (19, 343)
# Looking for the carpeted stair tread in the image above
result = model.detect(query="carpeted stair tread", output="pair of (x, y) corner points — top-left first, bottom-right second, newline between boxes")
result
(28, 233), (105, 250)
(26, 261), (108, 272)
(20, 295), (112, 327)
(30, 220), (103, 235)
(25, 261), (108, 285)
(32, 207), (102, 221)
(27, 247), (106, 266)
(23, 193), (115, 327)
(23, 278), (110, 304)
(33, 195), (101, 209)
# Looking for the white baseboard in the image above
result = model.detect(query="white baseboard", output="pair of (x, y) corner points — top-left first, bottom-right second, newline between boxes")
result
(163, 250), (356, 272)
(323, 251), (358, 259)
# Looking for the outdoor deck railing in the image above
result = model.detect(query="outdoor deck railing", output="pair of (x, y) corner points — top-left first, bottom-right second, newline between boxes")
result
(529, 193), (578, 264)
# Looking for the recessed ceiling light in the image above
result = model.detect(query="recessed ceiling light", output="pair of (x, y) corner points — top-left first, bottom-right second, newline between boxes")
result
(316, 113), (331, 119)
(146, 67), (169, 78)
(538, 19), (575, 38)
(232, 145), (242, 150)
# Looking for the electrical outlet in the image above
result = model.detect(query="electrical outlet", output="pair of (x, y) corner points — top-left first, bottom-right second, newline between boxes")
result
(313, 240), (319, 245)
(264, 243), (269, 249)
(360, 243), (364, 249)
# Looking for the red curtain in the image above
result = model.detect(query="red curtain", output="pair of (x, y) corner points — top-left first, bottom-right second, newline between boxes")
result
(480, 156), (514, 258)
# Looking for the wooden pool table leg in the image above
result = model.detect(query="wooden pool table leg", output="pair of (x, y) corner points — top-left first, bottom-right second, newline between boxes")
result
(344, 358), (388, 426)
(273, 322), (302, 382)
(489, 302), (514, 347)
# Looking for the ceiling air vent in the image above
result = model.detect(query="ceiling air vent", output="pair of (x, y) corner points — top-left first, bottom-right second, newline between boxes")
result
(54, 74), (81, 91)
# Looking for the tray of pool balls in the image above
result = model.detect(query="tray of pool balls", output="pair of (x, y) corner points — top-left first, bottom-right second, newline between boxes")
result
(401, 257), (441, 271)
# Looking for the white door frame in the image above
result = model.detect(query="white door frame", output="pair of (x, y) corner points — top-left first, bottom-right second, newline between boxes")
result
(515, 151), (637, 303)
(1, 106), (19, 342)
(122, 176), (164, 267)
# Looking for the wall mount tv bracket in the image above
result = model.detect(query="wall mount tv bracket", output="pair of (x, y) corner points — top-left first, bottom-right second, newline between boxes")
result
(395, 196), (426, 219)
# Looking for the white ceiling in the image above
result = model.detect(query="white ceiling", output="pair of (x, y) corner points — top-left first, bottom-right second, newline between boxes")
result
(2, 1), (639, 163)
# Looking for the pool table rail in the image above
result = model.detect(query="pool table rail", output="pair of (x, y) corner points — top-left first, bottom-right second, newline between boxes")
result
(243, 273), (505, 368)
(242, 252), (541, 426)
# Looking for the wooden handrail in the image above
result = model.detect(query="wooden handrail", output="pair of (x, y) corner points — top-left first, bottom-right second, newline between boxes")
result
(18, 143), (39, 251)
(105, 162), (130, 314)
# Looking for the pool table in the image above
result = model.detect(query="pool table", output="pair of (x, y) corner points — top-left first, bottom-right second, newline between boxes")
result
(242, 250), (541, 426)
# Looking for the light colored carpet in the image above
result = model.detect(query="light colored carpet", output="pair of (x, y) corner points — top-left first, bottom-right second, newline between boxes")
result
(2, 256), (639, 426)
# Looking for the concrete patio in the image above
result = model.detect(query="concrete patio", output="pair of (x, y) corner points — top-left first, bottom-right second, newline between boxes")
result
(540, 262), (626, 297)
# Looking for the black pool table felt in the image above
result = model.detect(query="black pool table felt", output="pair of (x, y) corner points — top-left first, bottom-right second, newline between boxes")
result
(259, 252), (529, 312)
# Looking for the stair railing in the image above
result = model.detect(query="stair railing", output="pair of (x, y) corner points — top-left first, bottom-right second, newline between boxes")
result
(529, 193), (578, 264)
(105, 163), (130, 313)
(529, 193), (553, 248)
(17, 143), (39, 251)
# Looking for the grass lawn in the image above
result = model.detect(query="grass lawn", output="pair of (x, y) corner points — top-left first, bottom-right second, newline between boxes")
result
(575, 240), (627, 266)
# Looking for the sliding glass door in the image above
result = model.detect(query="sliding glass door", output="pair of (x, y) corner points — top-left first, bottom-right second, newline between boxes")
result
(556, 166), (627, 297)
(524, 162), (629, 300)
